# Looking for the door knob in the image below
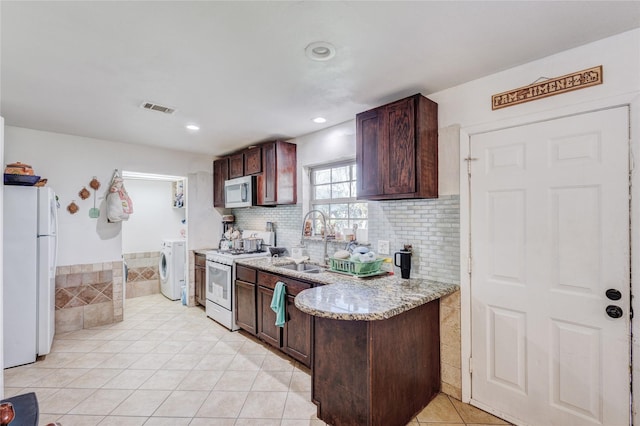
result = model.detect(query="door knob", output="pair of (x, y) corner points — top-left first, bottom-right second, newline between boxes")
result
(606, 289), (622, 301)
(606, 305), (623, 319)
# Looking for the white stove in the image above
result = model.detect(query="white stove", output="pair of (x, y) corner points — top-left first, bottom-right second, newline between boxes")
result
(205, 249), (269, 266)
(204, 230), (273, 330)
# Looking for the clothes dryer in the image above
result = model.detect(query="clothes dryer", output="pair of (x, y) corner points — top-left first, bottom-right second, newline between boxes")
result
(159, 239), (186, 300)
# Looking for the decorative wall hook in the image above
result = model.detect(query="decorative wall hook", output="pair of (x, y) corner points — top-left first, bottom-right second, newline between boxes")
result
(89, 177), (101, 190)
(79, 187), (90, 200)
(67, 201), (79, 214)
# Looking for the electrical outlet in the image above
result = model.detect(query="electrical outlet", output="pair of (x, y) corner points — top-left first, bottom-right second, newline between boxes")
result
(378, 240), (390, 255)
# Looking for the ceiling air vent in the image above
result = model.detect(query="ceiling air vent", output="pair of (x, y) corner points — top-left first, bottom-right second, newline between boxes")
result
(140, 101), (176, 115)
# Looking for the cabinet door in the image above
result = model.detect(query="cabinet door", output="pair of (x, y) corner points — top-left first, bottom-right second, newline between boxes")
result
(257, 141), (296, 206)
(257, 141), (277, 205)
(235, 280), (257, 334)
(229, 153), (244, 178)
(244, 147), (262, 175)
(195, 266), (206, 307)
(384, 97), (416, 195)
(283, 294), (312, 367)
(356, 109), (384, 198)
(213, 158), (229, 207)
(274, 141), (297, 205)
(257, 286), (281, 348)
(236, 265), (257, 283)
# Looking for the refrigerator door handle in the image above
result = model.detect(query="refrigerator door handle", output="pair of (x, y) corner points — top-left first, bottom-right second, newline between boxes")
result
(50, 189), (58, 237)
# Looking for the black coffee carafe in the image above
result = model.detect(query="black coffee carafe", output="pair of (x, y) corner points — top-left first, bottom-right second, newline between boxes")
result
(394, 250), (412, 279)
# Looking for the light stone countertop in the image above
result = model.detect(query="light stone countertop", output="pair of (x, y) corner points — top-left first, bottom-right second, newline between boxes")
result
(235, 257), (459, 321)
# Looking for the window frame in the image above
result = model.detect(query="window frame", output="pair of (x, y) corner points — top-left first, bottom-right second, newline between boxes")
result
(309, 160), (367, 232)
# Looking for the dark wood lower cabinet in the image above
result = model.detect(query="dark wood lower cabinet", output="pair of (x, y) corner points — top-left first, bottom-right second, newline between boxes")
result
(234, 266), (314, 368)
(257, 286), (281, 348)
(194, 254), (206, 307)
(233, 265), (443, 426)
(235, 280), (257, 334)
(312, 300), (440, 426)
(283, 294), (312, 366)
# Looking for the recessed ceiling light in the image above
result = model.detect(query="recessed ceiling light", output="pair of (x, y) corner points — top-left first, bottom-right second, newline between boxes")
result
(312, 117), (327, 124)
(305, 41), (336, 61)
(186, 124), (200, 131)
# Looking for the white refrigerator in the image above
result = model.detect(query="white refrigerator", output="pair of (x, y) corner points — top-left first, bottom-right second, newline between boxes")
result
(3, 186), (58, 368)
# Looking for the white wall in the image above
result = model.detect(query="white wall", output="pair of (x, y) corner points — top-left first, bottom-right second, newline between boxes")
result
(187, 171), (220, 250)
(430, 29), (640, 127)
(4, 126), (220, 265)
(294, 120), (356, 211)
(0, 117), (4, 397)
(122, 179), (186, 253)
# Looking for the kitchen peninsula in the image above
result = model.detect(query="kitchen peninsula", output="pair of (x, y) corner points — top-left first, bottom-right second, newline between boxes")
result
(234, 257), (459, 426)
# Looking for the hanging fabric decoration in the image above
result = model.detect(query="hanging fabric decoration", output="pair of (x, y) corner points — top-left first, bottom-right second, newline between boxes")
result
(106, 169), (134, 222)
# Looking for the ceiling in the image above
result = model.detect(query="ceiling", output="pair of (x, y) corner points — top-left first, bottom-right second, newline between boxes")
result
(1, 1), (639, 156)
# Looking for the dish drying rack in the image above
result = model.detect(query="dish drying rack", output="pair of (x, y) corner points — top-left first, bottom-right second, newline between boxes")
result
(329, 258), (385, 277)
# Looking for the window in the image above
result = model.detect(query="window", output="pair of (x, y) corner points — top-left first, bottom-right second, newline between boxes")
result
(310, 161), (367, 236)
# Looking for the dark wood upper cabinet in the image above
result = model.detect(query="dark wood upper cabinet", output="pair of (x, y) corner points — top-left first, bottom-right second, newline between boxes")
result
(243, 146), (262, 175)
(228, 153), (244, 179)
(257, 140), (297, 206)
(259, 142), (277, 205)
(356, 93), (438, 200)
(213, 158), (229, 208)
(214, 140), (296, 207)
(356, 109), (384, 198)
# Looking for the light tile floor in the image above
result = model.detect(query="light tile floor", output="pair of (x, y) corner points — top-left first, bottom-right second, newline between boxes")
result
(4, 294), (508, 426)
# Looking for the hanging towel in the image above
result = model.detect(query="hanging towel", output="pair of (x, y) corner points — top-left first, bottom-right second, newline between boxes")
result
(270, 281), (286, 328)
(106, 169), (134, 222)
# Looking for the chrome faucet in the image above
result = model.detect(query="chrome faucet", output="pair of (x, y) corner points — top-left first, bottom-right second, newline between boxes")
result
(300, 209), (329, 265)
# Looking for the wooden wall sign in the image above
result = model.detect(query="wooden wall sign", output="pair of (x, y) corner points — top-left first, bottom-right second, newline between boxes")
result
(492, 65), (603, 110)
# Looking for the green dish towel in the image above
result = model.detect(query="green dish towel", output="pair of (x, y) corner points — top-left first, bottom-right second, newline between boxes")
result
(270, 281), (286, 328)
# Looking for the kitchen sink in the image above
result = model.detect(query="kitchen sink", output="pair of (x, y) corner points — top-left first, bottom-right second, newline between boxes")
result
(278, 263), (323, 274)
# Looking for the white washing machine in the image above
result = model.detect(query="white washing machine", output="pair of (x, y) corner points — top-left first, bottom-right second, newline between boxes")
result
(159, 239), (186, 301)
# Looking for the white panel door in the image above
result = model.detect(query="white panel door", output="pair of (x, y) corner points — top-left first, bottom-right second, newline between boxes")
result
(470, 107), (629, 426)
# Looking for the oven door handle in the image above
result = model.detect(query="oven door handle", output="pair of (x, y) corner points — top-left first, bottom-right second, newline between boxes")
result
(206, 260), (232, 270)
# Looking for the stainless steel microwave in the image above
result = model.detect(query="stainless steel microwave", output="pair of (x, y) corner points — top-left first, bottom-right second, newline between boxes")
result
(224, 175), (256, 208)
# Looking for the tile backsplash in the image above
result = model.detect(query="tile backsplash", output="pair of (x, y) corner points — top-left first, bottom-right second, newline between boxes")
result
(232, 204), (303, 253)
(367, 195), (460, 284)
(233, 195), (460, 284)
